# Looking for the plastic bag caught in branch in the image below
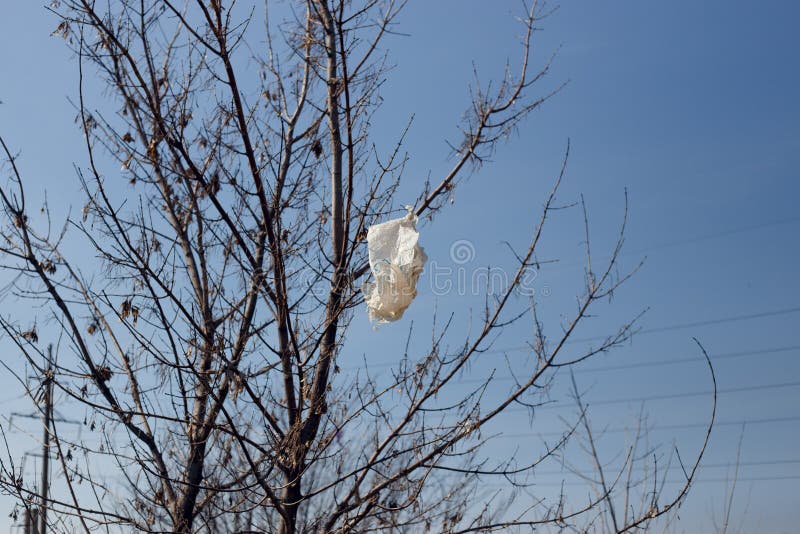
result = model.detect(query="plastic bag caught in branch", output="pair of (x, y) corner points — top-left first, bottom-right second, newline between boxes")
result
(361, 208), (427, 323)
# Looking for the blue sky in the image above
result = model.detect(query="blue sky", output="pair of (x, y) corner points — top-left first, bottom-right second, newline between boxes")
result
(1, 1), (799, 532)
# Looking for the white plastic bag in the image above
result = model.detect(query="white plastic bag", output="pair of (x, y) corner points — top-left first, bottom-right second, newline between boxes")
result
(361, 208), (427, 323)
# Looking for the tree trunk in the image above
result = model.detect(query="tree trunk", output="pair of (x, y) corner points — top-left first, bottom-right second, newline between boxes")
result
(279, 470), (302, 534)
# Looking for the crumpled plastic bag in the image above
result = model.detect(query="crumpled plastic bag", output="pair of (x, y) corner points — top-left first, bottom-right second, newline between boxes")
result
(361, 208), (427, 323)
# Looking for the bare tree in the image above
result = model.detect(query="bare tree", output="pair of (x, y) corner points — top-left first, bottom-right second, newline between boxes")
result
(562, 344), (716, 534)
(710, 427), (749, 534)
(0, 1), (714, 532)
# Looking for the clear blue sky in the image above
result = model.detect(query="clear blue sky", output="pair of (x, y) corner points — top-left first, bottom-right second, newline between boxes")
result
(1, 1), (799, 532)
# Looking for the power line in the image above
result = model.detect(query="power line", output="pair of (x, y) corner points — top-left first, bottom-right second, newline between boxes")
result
(0, 392), (28, 405)
(353, 345), (798, 407)
(433, 379), (797, 420)
(438, 459), (800, 478)
(568, 344), (799, 374)
(552, 215), (800, 270)
(487, 306), (800, 350)
(351, 306), (800, 371)
(534, 458), (800, 475)
(453, 345), (800, 385)
(626, 215), (800, 257)
(499, 415), (800, 439)
(503, 380), (800, 413)
(551, 306), (800, 346)
(614, 306), (800, 338)
(482, 474), (800, 488)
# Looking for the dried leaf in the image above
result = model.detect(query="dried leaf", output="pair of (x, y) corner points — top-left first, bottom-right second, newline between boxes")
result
(50, 21), (69, 39)
(20, 328), (38, 343)
(39, 258), (57, 274)
(96, 365), (112, 383)
(311, 138), (323, 158)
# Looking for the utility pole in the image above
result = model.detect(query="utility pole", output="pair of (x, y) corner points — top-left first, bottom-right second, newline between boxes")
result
(38, 346), (53, 534)
(23, 506), (32, 534)
(23, 507), (38, 534)
(10, 351), (80, 534)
